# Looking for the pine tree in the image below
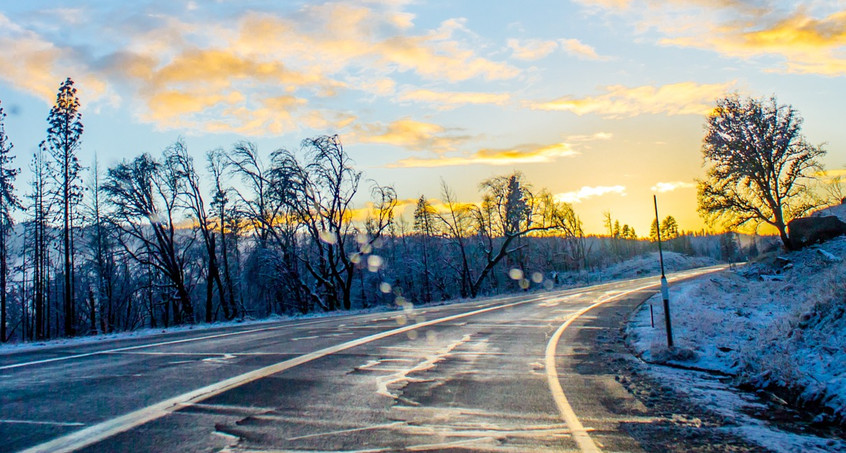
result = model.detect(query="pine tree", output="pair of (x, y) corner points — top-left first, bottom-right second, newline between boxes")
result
(412, 195), (436, 302)
(42, 78), (83, 337)
(0, 101), (20, 342)
(29, 147), (50, 339)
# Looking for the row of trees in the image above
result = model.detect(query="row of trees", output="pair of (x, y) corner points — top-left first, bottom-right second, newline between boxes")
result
(0, 81), (830, 342)
(0, 79), (598, 342)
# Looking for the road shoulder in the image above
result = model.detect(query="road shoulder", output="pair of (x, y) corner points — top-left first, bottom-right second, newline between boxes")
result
(556, 290), (768, 452)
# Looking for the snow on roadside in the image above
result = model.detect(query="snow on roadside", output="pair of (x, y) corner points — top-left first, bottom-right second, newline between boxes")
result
(0, 304), (400, 355)
(627, 236), (846, 452)
(559, 251), (718, 285)
(2, 250), (717, 355)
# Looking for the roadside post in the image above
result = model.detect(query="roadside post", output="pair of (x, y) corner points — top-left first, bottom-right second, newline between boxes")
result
(653, 195), (674, 348)
(649, 303), (654, 328)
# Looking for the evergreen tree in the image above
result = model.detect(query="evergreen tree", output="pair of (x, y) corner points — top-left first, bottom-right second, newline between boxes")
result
(41, 78), (83, 337)
(29, 147), (50, 339)
(661, 215), (679, 239)
(0, 101), (20, 342)
(412, 195), (436, 302)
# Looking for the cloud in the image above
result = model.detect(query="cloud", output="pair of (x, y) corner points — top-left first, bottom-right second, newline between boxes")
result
(1, 2), (520, 135)
(390, 142), (577, 167)
(530, 81), (735, 118)
(572, 0), (632, 10)
(559, 38), (607, 60)
(353, 119), (471, 152)
(583, 1), (846, 76)
(564, 132), (613, 142)
(815, 169), (846, 181)
(650, 181), (695, 193)
(554, 185), (627, 203)
(236, 8), (519, 83)
(507, 37), (608, 61)
(397, 88), (510, 110)
(507, 38), (559, 60)
(666, 9), (846, 76)
(0, 13), (109, 105)
(127, 4), (518, 133)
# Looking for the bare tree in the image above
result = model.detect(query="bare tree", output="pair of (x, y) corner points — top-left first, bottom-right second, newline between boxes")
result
(102, 153), (195, 325)
(84, 156), (119, 333)
(228, 141), (309, 314)
(28, 146), (51, 339)
(697, 95), (826, 249)
(537, 190), (585, 270)
(470, 172), (560, 296)
(273, 135), (363, 311)
(208, 148), (238, 318)
(435, 180), (476, 298)
(168, 140), (234, 321)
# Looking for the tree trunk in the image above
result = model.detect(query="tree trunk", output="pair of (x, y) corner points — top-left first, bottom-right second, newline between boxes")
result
(471, 234), (517, 298)
(205, 267), (213, 323)
(220, 223), (238, 318)
(0, 227), (6, 343)
(63, 158), (73, 337)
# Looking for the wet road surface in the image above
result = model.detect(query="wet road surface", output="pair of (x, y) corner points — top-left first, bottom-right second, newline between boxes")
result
(1, 267), (724, 453)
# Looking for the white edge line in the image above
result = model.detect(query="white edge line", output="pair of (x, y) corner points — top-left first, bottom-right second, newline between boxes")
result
(20, 294), (547, 453)
(544, 266), (727, 453)
(0, 325), (310, 371)
(3, 265), (727, 371)
(1, 293), (528, 371)
(18, 265), (729, 453)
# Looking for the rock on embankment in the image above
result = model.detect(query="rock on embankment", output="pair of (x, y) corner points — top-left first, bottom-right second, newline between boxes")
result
(788, 200), (846, 249)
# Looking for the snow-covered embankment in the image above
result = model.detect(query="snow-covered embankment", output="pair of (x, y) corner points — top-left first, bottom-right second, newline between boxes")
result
(627, 237), (846, 452)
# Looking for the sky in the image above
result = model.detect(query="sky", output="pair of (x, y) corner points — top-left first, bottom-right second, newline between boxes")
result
(0, 0), (844, 235)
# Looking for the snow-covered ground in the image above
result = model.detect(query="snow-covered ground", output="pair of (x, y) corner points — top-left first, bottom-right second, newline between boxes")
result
(559, 250), (719, 285)
(628, 236), (846, 452)
(597, 251), (718, 280)
(0, 304), (408, 355)
(2, 250), (718, 354)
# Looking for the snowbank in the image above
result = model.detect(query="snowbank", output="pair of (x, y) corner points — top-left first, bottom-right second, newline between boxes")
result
(600, 251), (718, 279)
(628, 237), (846, 450)
(812, 202), (846, 223)
(559, 251), (719, 285)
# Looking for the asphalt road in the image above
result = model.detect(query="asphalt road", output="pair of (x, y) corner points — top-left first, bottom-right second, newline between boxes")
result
(0, 266), (725, 453)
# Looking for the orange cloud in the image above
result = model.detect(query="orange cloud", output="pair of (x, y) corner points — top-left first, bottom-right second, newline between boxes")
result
(390, 142), (577, 168)
(236, 8), (519, 83)
(353, 119), (471, 152)
(593, 1), (846, 77)
(398, 88), (510, 109)
(572, 0), (631, 9)
(530, 81), (735, 118)
(0, 13), (109, 105)
(660, 9), (846, 76)
(151, 49), (329, 90)
(110, 3), (519, 134)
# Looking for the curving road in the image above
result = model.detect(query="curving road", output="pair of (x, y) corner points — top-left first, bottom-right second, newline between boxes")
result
(1, 266), (726, 453)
